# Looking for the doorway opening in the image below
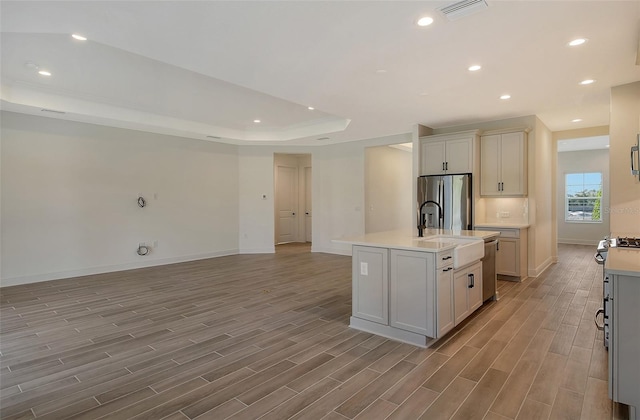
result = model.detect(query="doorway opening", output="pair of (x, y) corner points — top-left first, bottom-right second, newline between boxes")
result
(274, 153), (312, 251)
(556, 135), (610, 245)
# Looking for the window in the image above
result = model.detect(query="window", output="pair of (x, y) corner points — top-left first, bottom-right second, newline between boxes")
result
(565, 172), (602, 222)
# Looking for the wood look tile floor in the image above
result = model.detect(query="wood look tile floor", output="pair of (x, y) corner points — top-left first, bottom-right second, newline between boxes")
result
(0, 243), (627, 419)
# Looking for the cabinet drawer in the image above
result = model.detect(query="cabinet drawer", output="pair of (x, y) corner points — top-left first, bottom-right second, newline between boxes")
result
(436, 251), (454, 268)
(497, 229), (519, 238)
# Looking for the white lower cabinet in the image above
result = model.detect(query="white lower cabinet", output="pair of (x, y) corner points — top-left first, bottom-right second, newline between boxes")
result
(389, 249), (436, 337)
(496, 238), (518, 276)
(453, 262), (483, 325)
(436, 262), (455, 337)
(352, 246), (388, 325)
(608, 271), (640, 416)
(351, 245), (484, 346)
(475, 226), (528, 280)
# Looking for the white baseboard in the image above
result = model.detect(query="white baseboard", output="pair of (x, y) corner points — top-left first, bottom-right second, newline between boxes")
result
(349, 317), (437, 348)
(239, 247), (275, 254)
(528, 256), (555, 278)
(312, 246), (352, 256)
(0, 249), (239, 287)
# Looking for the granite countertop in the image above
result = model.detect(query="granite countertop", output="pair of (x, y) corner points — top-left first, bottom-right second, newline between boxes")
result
(333, 229), (500, 253)
(605, 247), (640, 276)
(474, 222), (531, 229)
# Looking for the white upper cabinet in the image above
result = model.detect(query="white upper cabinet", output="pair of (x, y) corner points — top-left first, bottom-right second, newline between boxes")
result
(480, 130), (527, 196)
(420, 131), (476, 175)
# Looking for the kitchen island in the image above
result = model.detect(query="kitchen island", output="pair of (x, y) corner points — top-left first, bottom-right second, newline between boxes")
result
(334, 229), (499, 348)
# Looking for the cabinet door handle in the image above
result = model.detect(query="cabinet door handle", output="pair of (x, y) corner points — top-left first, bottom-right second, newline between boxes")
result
(468, 273), (474, 288)
(442, 267), (452, 272)
(292, 212), (296, 216)
(442, 256), (452, 260)
(594, 308), (605, 331)
(445, 162), (448, 170)
(442, 162), (445, 171)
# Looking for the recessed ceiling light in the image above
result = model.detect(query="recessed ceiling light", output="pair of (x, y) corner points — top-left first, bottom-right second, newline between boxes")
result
(468, 65), (482, 72)
(376, 69), (387, 74)
(38, 70), (51, 76)
(571, 118), (583, 123)
(72, 34), (87, 41)
(417, 16), (434, 26)
(317, 137), (330, 141)
(307, 106), (314, 110)
(580, 79), (595, 85)
(253, 119), (261, 123)
(500, 94), (511, 100)
(206, 135), (221, 139)
(419, 92), (429, 96)
(568, 38), (587, 47)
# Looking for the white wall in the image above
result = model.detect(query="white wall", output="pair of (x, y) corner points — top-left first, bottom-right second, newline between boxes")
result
(609, 81), (640, 233)
(530, 117), (555, 276)
(557, 149), (610, 245)
(1, 112), (239, 286)
(238, 146), (276, 254)
(237, 133), (412, 256)
(365, 145), (413, 233)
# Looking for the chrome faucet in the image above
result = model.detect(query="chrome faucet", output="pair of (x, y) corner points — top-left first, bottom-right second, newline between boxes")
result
(418, 200), (442, 237)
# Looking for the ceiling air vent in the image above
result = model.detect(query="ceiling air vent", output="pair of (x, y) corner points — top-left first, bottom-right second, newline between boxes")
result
(438, 0), (488, 21)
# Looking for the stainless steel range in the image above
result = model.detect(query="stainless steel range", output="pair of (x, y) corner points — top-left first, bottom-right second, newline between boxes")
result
(594, 236), (640, 349)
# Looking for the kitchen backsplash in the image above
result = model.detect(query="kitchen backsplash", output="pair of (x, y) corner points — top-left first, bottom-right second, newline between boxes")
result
(479, 197), (529, 223)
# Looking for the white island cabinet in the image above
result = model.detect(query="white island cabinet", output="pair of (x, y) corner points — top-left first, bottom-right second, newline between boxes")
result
(336, 229), (496, 348)
(389, 248), (456, 339)
(352, 246), (388, 325)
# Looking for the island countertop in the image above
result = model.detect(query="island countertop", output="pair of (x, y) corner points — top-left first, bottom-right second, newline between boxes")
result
(333, 229), (500, 253)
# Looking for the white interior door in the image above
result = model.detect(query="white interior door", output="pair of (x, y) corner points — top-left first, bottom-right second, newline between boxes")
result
(276, 165), (298, 244)
(304, 166), (312, 243)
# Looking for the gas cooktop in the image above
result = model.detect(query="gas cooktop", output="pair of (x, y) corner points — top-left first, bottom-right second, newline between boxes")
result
(612, 236), (640, 248)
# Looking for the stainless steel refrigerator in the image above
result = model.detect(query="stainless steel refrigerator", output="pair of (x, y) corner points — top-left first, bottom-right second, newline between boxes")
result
(417, 174), (472, 233)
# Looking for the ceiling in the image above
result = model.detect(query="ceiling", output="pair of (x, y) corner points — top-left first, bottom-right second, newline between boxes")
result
(1, 1), (639, 146)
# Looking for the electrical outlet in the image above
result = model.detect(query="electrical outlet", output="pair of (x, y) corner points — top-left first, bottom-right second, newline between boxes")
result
(500, 211), (511, 218)
(360, 262), (368, 276)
